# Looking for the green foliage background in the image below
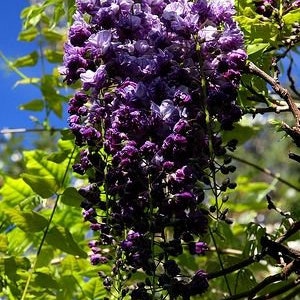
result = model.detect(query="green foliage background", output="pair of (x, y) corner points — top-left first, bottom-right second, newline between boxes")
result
(0, 0), (300, 299)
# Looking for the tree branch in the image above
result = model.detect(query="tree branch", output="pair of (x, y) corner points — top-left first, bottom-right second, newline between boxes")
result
(207, 254), (264, 280)
(287, 57), (300, 99)
(252, 278), (300, 300)
(0, 128), (66, 134)
(243, 103), (300, 116)
(246, 61), (300, 127)
(229, 154), (300, 192)
(223, 273), (284, 300)
(223, 274), (300, 300)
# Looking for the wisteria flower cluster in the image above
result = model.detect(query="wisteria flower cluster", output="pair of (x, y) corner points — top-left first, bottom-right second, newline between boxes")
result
(61, 0), (246, 298)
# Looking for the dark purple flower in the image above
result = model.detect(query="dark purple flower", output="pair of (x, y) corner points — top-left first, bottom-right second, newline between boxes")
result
(87, 30), (112, 57)
(69, 12), (91, 46)
(188, 269), (209, 295)
(255, 0), (277, 17)
(90, 253), (108, 265)
(90, 223), (102, 231)
(83, 207), (97, 222)
(88, 240), (99, 248)
(208, 0), (235, 24)
(164, 260), (181, 276)
(80, 65), (107, 91)
(189, 241), (208, 255)
(60, 43), (88, 84)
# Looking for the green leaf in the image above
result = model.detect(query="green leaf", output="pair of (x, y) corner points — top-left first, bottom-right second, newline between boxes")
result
(60, 255), (109, 277)
(56, 275), (79, 300)
(0, 234), (8, 252)
(33, 272), (60, 289)
(47, 137), (76, 163)
(20, 149), (71, 197)
(283, 8), (300, 26)
(61, 187), (84, 207)
(58, 139), (75, 152)
(66, 0), (76, 24)
(213, 221), (239, 248)
(5, 209), (48, 232)
(47, 94), (67, 118)
(222, 124), (261, 145)
(19, 99), (44, 112)
(13, 51), (38, 68)
(234, 269), (257, 294)
(247, 43), (269, 55)
(42, 29), (64, 42)
(36, 246), (55, 268)
(20, 5), (43, 28)
(5, 228), (31, 256)
(40, 75), (67, 118)
(23, 150), (68, 188)
(15, 256), (31, 270)
(46, 226), (87, 258)
(44, 49), (63, 63)
(4, 256), (18, 281)
(41, 74), (57, 98)
(83, 278), (107, 299)
(236, 177), (270, 193)
(0, 256), (30, 271)
(21, 174), (58, 198)
(51, 5), (65, 28)
(61, 129), (75, 141)
(47, 151), (69, 163)
(0, 177), (34, 206)
(18, 26), (39, 41)
(14, 77), (40, 87)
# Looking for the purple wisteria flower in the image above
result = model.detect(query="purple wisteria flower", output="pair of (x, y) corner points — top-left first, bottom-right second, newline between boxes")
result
(61, 0), (246, 297)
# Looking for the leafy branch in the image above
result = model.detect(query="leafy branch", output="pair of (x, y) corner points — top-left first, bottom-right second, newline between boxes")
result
(208, 217), (300, 300)
(21, 146), (76, 300)
(246, 61), (300, 146)
(224, 274), (300, 300)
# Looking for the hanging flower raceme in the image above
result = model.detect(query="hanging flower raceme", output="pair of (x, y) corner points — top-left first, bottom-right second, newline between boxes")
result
(61, 0), (246, 298)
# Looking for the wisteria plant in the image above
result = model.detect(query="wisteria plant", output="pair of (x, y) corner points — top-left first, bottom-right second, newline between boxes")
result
(60, 0), (247, 298)
(1, 0), (300, 299)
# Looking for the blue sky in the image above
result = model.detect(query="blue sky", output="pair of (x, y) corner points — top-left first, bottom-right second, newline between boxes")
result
(0, 1), (68, 133)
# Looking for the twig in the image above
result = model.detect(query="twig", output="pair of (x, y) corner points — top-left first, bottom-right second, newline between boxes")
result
(0, 51), (34, 83)
(252, 278), (300, 300)
(287, 57), (300, 98)
(0, 128), (66, 134)
(207, 254), (264, 280)
(247, 61), (300, 127)
(281, 122), (300, 147)
(223, 274), (284, 300)
(208, 247), (243, 256)
(229, 154), (300, 192)
(276, 221), (300, 244)
(207, 221), (300, 278)
(208, 226), (233, 295)
(248, 274), (285, 299)
(281, 286), (300, 300)
(243, 104), (300, 116)
(289, 152), (300, 163)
